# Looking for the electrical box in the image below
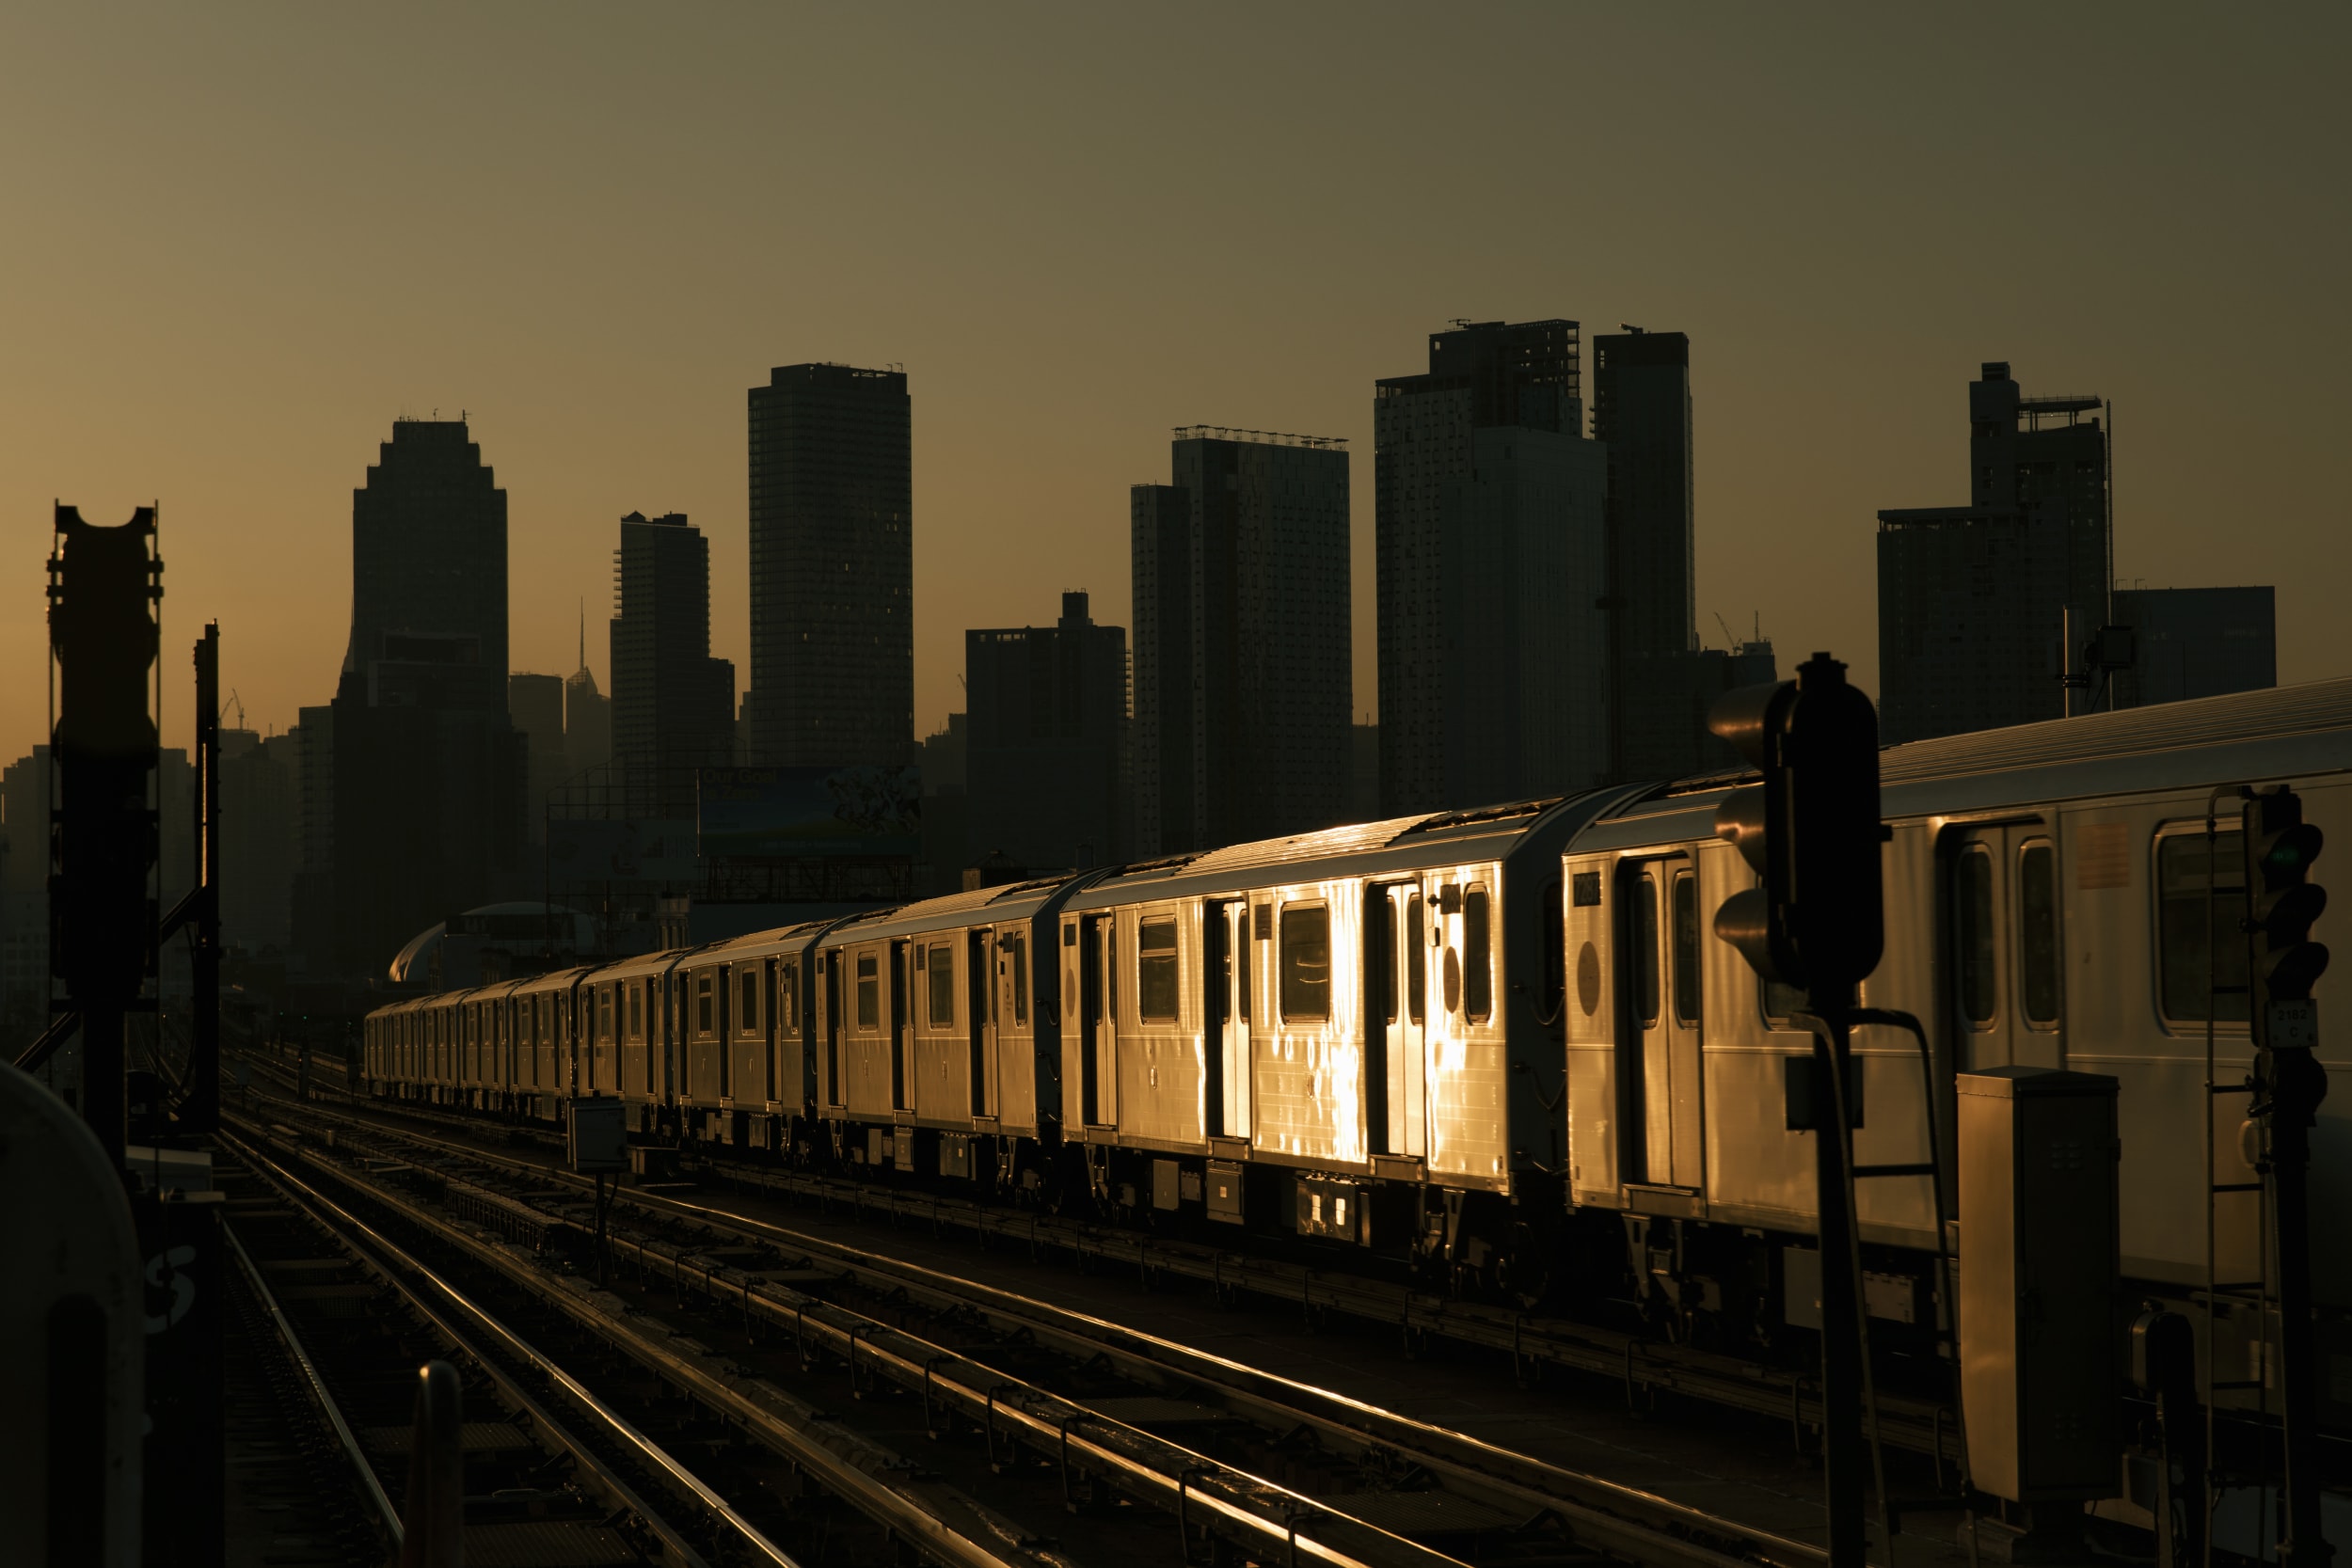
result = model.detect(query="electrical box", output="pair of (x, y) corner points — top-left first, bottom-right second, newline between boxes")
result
(1958, 1066), (2121, 1504)
(566, 1098), (628, 1174)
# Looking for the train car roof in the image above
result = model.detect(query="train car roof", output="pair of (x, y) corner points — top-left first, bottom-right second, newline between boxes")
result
(1058, 791), (1641, 912)
(1575, 676), (2352, 852)
(580, 945), (700, 984)
(819, 878), (1070, 945)
(675, 918), (840, 965)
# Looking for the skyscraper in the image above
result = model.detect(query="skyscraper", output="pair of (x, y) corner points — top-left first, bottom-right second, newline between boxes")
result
(1375, 320), (1609, 812)
(965, 591), (1129, 871)
(745, 362), (913, 767)
(1132, 428), (1350, 854)
(1877, 363), (2110, 744)
(609, 510), (735, 817)
(564, 609), (611, 784)
(328, 418), (525, 974)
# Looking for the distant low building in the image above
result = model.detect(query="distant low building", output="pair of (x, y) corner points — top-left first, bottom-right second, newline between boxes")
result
(2112, 585), (2276, 708)
(966, 592), (1128, 872)
(509, 673), (567, 840)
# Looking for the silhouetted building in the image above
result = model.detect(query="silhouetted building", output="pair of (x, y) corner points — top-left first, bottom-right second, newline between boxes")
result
(507, 673), (566, 840)
(1619, 638), (1780, 780)
(219, 729), (297, 953)
(328, 419), (526, 975)
(966, 592), (1128, 871)
(920, 713), (967, 893)
(610, 511), (735, 817)
(564, 632), (611, 784)
(0, 747), (51, 1039)
(1878, 362), (2110, 743)
(1375, 320), (1608, 811)
(1592, 328), (1734, 780)
(289, 705), (334, 973)
(745, 363), (913, 767)
(2113, 586), (2276, 708)
(1133, 428), (1350, 855)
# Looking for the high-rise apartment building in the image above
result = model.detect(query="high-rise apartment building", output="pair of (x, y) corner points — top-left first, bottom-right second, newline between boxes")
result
(328, 419), (525, 974)
(966, 592), (1128, 871)
(610, 510), (735, 817)
(219, 728), (296, 953)
(745, 363), (913, 767)
(1375, 320), (1609, 812)
(1132, 428), (1350, 854)
(2113, 586), (2277, 708)
(1877, 363), (2110, 744)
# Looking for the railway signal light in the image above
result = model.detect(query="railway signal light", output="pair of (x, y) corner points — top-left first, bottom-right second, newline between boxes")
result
(2242, 785), (2328, 1038)
(1708, 651), (1887, 1004)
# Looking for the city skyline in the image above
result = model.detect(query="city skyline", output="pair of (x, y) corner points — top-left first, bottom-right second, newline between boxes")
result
(2, 8), (2345, 772)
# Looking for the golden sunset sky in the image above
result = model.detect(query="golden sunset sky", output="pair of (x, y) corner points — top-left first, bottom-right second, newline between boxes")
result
(3, 5), (2344, 765)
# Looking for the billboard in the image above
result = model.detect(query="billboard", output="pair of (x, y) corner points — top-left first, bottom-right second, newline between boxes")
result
(698, 765), (922, 859)
(546, 817), (701, 883)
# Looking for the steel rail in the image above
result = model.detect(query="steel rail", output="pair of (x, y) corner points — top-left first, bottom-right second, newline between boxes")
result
(222, 1215), (405, 1546)
(273, 1100), (1850, 1568)
(222, 1126), (756, 1568)
(257, 1117), (1471, 1568)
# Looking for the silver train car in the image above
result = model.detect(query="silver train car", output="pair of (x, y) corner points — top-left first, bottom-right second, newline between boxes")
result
(362, 681), (2352, 1367)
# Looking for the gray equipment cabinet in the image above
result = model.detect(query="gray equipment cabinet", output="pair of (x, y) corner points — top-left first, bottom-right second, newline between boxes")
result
(1958, 1065), (2122, 1505)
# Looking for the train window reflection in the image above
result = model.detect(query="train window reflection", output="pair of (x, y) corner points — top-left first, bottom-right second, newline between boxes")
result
(856, 955), (880, 1029)
(1280, 905), (1331, 1021)
(1958, 848), (1996, 1024)
(778, 962), (799, 1038)
(1406, 894), (1425, 1024)
(1671, 873), (1700, 1026)
(2159, 832), (2248, 1022)
(928, 943), (955, 1026)
(1138, 918), (1179, 1021)
(1007, 934), (1028, 1024)
(1375, 896), (1398, 1025)
(1631, 875), (1661, 1028)
(1464, 887), (1493, 1022)
(2019, 844), (2059, 1025)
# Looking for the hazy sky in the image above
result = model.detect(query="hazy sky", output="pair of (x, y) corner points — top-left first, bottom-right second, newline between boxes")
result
(4, 5), (2345, 768)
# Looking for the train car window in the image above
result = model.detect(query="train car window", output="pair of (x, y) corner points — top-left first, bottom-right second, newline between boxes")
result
(2019, 843), (2060, 1025)
(928, 943), (955, 1025)
(2158, 831), (2249, 1022)
(1958, 848), (1996, 1024)
(628, 982), (643, 1040)
(1670, 874), (1700, 1026)
(1406, 893), (1425, 1023)
(1007, 933), (1029, 1024)
(740, 968), (762, 1034)
(778, 961), (800, 1038)
(857, 955), (880, 1029)
(1375, 896), (1398, 1024)
(1237, 910), (1252, 1023)
(1464, 886), (1493, 1022)
(696, 974), (716, 1037)
(1280, 905), (1331, 1021)
(599, 987), (614, 1043)
(1138, 918), (1179, 1021)
(1631, 875), (1661, 1028)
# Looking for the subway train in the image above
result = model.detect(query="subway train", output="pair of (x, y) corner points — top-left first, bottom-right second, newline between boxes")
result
(363, 679), (2352, 1380)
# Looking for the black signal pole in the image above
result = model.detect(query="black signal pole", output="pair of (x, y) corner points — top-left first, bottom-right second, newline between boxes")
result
(1710, 651), (1887, 1568)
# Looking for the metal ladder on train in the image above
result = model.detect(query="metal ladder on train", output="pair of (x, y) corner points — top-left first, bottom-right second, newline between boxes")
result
(2198, 793), (2276, 1568)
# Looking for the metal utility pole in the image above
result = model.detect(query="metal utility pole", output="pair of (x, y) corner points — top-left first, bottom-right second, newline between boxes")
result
(180, 624), (222, 1132)
(43, 504), (163, 1171)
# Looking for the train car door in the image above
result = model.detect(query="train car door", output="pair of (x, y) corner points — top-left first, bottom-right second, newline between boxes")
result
(1204, 899), (1251, 1137)
(1371, 884), (1428, 1158)
(968, 929), (993, 1117)
(1078, 913), (1115, 1128)
(995, 926), (1035, 1127)
(1947, 825), (2063, 1070)
(890, 940), (912, 1112)
(1621, 857), (1704, 1191)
